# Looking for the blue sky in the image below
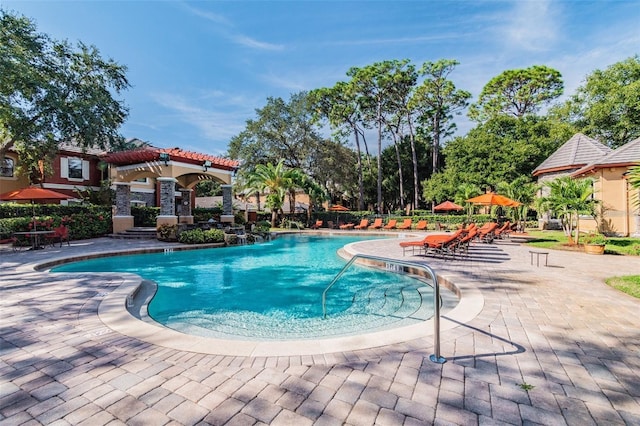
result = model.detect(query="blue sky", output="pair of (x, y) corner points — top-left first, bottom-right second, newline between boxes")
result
(3, 0), (639, 156)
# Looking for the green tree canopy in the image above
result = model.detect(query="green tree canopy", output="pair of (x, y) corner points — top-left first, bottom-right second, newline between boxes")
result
(468, 65), (563, 122)
(0, 9), (130, 156)
(228, 92), (324, 174)
(422, 115), (572, 202)
(550, 55), (640, 148)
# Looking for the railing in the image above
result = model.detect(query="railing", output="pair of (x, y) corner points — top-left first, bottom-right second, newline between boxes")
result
(322, 254), (446, 364)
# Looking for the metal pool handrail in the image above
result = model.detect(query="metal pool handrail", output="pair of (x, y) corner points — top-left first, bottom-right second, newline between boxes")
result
(321, 254), (446, 364)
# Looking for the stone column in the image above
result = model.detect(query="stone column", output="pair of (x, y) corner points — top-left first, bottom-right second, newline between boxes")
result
(156, 177), (178, 227)
(112, 182), (133, 233)
(178, 188), (194, 224)
(220, 184), (234, 224)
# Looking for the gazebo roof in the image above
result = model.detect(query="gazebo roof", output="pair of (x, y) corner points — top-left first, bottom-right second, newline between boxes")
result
(533, 133), (612, 176)
(572, 136), (640, 177)
(103, 147), (239, 171)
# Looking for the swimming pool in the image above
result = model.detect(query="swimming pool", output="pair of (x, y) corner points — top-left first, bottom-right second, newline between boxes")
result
(53, 234), (436, 340)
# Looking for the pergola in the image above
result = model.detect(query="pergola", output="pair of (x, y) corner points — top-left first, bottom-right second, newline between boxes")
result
(103, 147), (239, 233)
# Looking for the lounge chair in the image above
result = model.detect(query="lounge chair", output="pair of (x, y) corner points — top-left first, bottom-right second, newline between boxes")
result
(453, 228), (478, 256)
(311, 219), (323, 229)
(354, 219), (369, 230)
(327, 221), (337, 229)
(424, 229), (466, 258)
(383, 219), (397, 230)
(414, 220), (428, 231)
(397, 219), (412, 230)
(399, 229), (464, 257)
(339, 222), (354, 230)
(370, 218), (383, 229)
(476, 222), (498, 243)
(494, 221), (512, 239)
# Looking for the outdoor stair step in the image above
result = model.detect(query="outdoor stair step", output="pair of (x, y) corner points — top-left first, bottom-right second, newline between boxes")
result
(108, 227), (157, 239)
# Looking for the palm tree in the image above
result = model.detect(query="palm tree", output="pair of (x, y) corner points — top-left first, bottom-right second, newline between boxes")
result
(244, 160), (300, 227)
(244, 160), (321, 227)
(497, 177), (538, 227)
(539, 176), (598, 244)
(455, 183), (481, 219)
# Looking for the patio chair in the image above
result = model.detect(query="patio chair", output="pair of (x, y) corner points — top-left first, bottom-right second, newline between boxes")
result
(383, 219), (397, 230)
(370, 218), (383, 229)
(339, 222), (354, 230)
(397, 219), (413, 230)
(311, 219), (323, 229)
(414, 220), (428, 231)
(354, 219), (369, 230)
(46, 225), (70, 248)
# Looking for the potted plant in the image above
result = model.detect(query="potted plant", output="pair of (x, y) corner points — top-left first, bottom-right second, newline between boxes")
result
(582, 233), (607, 255)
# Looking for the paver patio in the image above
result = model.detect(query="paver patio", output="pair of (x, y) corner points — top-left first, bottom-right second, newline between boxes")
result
(1, 233), (640, 425)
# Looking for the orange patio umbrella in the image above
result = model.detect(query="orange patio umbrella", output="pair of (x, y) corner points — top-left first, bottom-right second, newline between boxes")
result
(433, 200), (464, 212)
(0, 186), (72, 202)
(327, 205), (350, 211)
(466, 192), (521, 207)
(0, 186), (72, 231)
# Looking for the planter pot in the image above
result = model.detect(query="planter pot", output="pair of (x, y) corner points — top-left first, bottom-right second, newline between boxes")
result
(584, 243), (605, 255)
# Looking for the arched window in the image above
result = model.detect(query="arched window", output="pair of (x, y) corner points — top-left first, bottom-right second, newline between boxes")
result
(0, 157), (14, 177)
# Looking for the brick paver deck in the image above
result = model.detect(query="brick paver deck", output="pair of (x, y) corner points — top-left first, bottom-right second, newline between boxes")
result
(1, 234), (639, 425)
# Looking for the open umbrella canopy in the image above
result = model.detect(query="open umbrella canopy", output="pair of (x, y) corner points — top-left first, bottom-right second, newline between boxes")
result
(433, 200), (464, 212)
(0, 186), (72, 202)
(328, 205), (350, 211)
(466, 192), (521, 207)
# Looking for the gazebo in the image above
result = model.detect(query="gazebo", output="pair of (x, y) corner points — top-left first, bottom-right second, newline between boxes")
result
(103, 146), (239, 233)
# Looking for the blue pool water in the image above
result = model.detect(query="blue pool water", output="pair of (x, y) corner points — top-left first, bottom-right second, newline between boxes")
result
(53, 234), (434, 340)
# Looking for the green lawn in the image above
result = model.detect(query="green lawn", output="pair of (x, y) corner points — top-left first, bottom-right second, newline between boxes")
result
(606, 276), (640, 299)
(524, 230), (640, 256)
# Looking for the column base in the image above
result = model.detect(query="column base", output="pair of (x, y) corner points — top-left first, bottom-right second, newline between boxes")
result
(178, 215), (194, 224)
(156, 215), (178, 227)
(112, 216), (134, 234)
(220, 215), (234, 223)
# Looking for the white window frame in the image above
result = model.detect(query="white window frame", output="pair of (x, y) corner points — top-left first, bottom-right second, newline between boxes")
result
(61, 157), (89, 182)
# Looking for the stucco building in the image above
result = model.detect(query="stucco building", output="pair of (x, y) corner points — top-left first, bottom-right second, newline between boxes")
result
(533, 133), (639, 236)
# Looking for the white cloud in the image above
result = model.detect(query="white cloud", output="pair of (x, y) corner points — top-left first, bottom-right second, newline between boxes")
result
(231, 34), (284, 51)
(184, 3), (284, 51)
(151, 92), (250, 146)
(499, 0), (559, 52)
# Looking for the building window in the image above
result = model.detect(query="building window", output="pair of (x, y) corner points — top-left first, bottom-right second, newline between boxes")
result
(0, 157), (14, 177)
(68, 158), (83, 179)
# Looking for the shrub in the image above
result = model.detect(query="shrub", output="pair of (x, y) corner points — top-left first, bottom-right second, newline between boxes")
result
(179, 229), (205, 244)
(178, 228), (225, 244)
(157, 224), (178, 241)
(582, 233), (607, 245)
(254, 221), (271, 233)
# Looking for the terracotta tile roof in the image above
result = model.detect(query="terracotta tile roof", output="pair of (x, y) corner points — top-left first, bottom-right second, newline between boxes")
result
(103, 147), (239, 171)
(533, 133), (612, 176)
(572, 136), (640, 177)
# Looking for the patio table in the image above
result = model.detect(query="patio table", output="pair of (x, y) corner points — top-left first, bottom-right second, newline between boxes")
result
(13, 230), (55, 251)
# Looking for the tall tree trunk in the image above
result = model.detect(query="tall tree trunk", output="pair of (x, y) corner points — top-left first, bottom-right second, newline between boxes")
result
(377, 105), (383, 214)
(406, 112), (420, 210)
(432, 115), (441, 173)
(353, 127), (365, 211)
(391, 131), (404, 210)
